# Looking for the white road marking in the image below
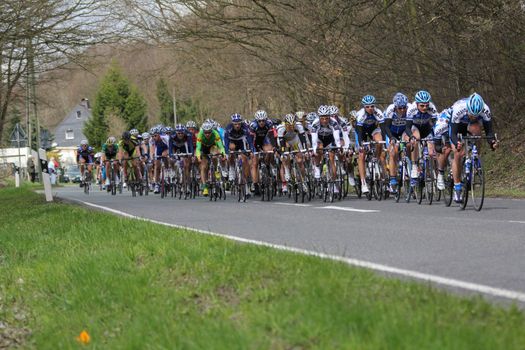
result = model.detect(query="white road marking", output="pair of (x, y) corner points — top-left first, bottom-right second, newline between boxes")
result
(317, 206), (380, 213)
(70, 198), (525, 303)
(274, 202), (312, 207)
(509, 221), (525, 224)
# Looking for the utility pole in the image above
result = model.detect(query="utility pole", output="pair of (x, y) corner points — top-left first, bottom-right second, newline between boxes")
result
(172, 86), (177, 126)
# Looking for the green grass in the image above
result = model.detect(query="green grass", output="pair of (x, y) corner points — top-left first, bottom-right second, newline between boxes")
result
(1, 186), (524, 349)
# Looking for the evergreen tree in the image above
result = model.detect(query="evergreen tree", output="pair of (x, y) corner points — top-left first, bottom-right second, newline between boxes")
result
(84, 62), (136, 147)
(156, 78), (173, 126)
(124, 87), (148, 131)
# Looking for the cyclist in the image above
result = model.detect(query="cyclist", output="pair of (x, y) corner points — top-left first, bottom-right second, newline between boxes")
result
(196, 121), (226, 196)
(383, 92), (409, 193)
(171, 124), (194, 190)
(312, 106), (342, 191)
(329, 105), (355, 187)
(76, 139), (94, 187)
(140, 132), (153, 191)
(277, 113), (308, 193)
(433, 108), (452, 191)
(449, 93), (498, 202)
(118, 131), (142, 187)
(150, 126), (170, 194)
(355, 95), (388, 194)
(224, 113), (254, 184)
(101, 136), (119, 190)
(250, 110), (274, 195)
(405, 90), (439, 181)
(185, 121), (197, 148)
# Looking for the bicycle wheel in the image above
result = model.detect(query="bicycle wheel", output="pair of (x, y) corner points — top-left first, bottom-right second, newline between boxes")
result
(424, 159), (434, 205)
(460, 175), (469, 210)
(444, 172), (453, 207)
(470, 158), (485, 211)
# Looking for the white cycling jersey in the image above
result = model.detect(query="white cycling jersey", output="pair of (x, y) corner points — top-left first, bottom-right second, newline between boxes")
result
(433, 108), (452, 138)
(406, 101), (438, 125)
(450, 98), (491, 124)
(311, 117), (341, 150)
(356, 107), (384, 128)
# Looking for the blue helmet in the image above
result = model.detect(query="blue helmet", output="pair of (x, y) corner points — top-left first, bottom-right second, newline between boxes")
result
(466, 93), (484, 116)
(164, 126), (173, 134)
(415, 90), (431, 103)
(393, 93), (408, 108)
(175, 124), (186, 133)
(361, 95), (376, 106)
(231, 113), (243, 123)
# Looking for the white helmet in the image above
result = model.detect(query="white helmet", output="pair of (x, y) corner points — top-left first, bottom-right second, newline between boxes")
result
(295, 111), (306, 121)
(317, 105), (330, 116)
(284, 114), (296, 124)
(254, 110), (268, 121)
(328, 105), (339, 116)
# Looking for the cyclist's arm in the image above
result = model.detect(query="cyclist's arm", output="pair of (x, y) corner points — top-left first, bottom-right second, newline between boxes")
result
(356, 125), (364, 148)
(450, 123), (460, 146)
(333, 129), (341, 148)
(214, 132), (226, 155)
(404, 119), (414, 138)
(482, 120), (495, 144)
(383, 119), (395, 140)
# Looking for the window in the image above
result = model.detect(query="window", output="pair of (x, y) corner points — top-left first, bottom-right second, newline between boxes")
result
(76, 110), (81, 119)
(65, 129), (74, 140)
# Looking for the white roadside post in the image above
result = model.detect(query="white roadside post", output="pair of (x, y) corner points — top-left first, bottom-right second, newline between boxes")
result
(38, 148), (53, 202)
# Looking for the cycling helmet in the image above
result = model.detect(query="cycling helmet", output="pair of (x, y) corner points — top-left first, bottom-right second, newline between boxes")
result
(80, 139), (88, 146)
(106, 136), (116, 145)
(306, 112), (318, 123)
(415, 90), (431, 103)
(393, 92), (408, 108)
(317, 105), (330, 116)
(186, 120), (197, 129)
(272, 118), (282, 125)
(348, 110), (358, 122)
(130, 128), (139, 136)
(361, 95), (376, 106)
(141, 132), (150, 140)
(328, 105), (339, 116)
(121, 131), (131, 140)
(254, 110), (268, 121)
(295, 111), (306, 121)
(175, 124), (186, 132)
(466, 93), (484, 116)
(201, 122), (213, 132)
(164, 126), (174, 134)
(284, 113), (296, 124)
(231, 113), (243, 123)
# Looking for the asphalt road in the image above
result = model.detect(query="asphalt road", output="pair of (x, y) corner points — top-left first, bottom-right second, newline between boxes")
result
(54, 185), (525, 305)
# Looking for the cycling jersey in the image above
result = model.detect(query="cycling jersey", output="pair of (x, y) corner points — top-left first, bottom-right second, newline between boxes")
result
(77, 145), (94, 163)
(332, 116), (352, 149)
(101, 143), (118, 159)
(311, 117), (341, 150)
(383, 103), (407, 138)
(355, 107), (385, 146)
(249, 119), (273, 150)
(150, 134), (170, 158)
(224, 122), (254, 153)
(449, 98), (494, 145)
(170, 132), (194, 154)
(118, 136), (139, 156)
(433, 108), (452, 139)
(405, 101), (438, 139)
(196, 129), (225, 158)
(276, 122), (307, 150)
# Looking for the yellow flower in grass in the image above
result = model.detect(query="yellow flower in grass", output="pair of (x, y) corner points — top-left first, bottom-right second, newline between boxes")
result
(76, 330), (91, 344)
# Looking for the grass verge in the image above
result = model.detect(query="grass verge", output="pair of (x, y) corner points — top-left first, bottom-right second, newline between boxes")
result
(1, 186), (524, 349)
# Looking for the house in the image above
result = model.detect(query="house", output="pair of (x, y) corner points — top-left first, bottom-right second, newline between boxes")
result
(53, 98), (91, 165)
